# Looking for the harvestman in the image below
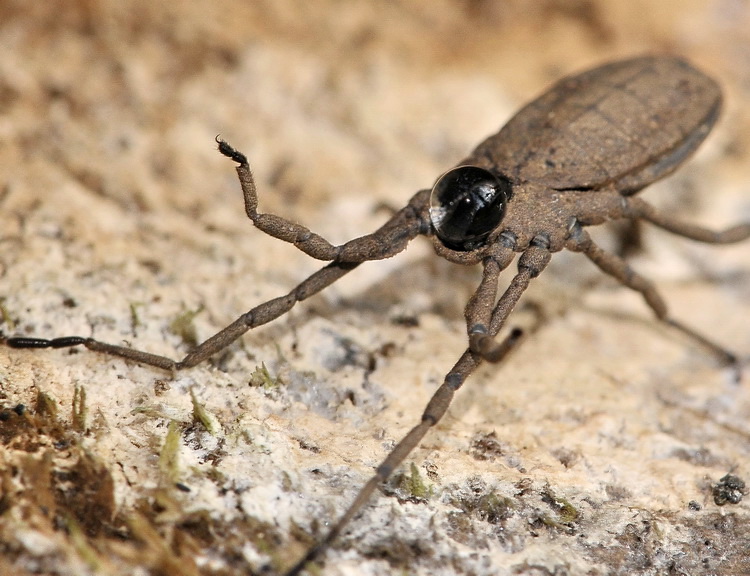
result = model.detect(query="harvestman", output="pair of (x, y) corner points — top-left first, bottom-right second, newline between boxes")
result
(5, 56), (750, 574)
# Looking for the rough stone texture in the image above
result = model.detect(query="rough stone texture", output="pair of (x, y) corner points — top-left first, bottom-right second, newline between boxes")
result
(1, 2), (749, 575)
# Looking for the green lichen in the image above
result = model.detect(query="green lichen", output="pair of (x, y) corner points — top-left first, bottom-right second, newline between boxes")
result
(0, 298), (14, 331)
(159, 420), (182, 484)
(249, 362), (280, 388)
(475, 491), (514, 524)
(449, 483), (514, 526)
(36, 390), (58, 417)
(541, 486), (579, 526)
(190, 387), (221, 435)
(398, 462), (432, 500)
(168, 305), (205, 348)
(72, 385), (87, 432)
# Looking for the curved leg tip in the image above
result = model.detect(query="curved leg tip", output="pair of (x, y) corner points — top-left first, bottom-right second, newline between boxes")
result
(216, 137), (247, 164)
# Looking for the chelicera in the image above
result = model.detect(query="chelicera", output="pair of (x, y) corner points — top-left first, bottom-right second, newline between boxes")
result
(5, 56), (750, 575)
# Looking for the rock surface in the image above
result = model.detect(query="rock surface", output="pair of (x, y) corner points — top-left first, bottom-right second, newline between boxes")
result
(1, 2), (749, 575)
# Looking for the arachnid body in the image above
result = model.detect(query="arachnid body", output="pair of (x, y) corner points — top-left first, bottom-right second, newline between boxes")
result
(5, 56), (750, 575)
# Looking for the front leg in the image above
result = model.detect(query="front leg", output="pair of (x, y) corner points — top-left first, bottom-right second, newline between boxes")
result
(218, 139), (431, 262)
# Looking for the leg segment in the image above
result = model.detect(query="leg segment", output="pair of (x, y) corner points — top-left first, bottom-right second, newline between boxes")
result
(282, 350), (478, 576)
(218, 139), (431, 262)
(624, 197), (750, 244)
(284, 242), (550, 575)
(283, 337), (524, 576)
(567, 225), (738, 372)
(469, 240), (552, 361)
(464, 245), (513, 337)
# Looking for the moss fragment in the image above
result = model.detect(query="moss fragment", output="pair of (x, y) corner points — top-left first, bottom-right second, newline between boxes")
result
(0, 298), (14, 331)
(35, 390), (58, 417)
(394, 462), (432, 502)
(190, 387), (221, 435)
(168, 305), (205, 348)
(541, 486), (579, 525)
(72, 385), (87, 432)
(159, 420), (182, 484)
(249, 362), (280, 388)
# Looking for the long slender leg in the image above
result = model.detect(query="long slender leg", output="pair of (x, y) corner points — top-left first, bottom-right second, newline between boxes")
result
(218, 139), (431, 262)
(282, 350), (481, 576)
(6, 261), (358, 370)
(283, 242), (549, 576)
(6, 143), (431, 369)
(566, 225), (739, 373)
(7, 203), (425, 369)
(624, 197), (750, 244)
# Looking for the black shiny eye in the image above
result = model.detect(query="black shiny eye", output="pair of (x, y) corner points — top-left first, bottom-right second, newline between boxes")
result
(429, 166), (511, 251)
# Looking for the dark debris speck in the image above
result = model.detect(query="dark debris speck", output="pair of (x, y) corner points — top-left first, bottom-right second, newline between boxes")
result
(712, 474), (746, 506)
